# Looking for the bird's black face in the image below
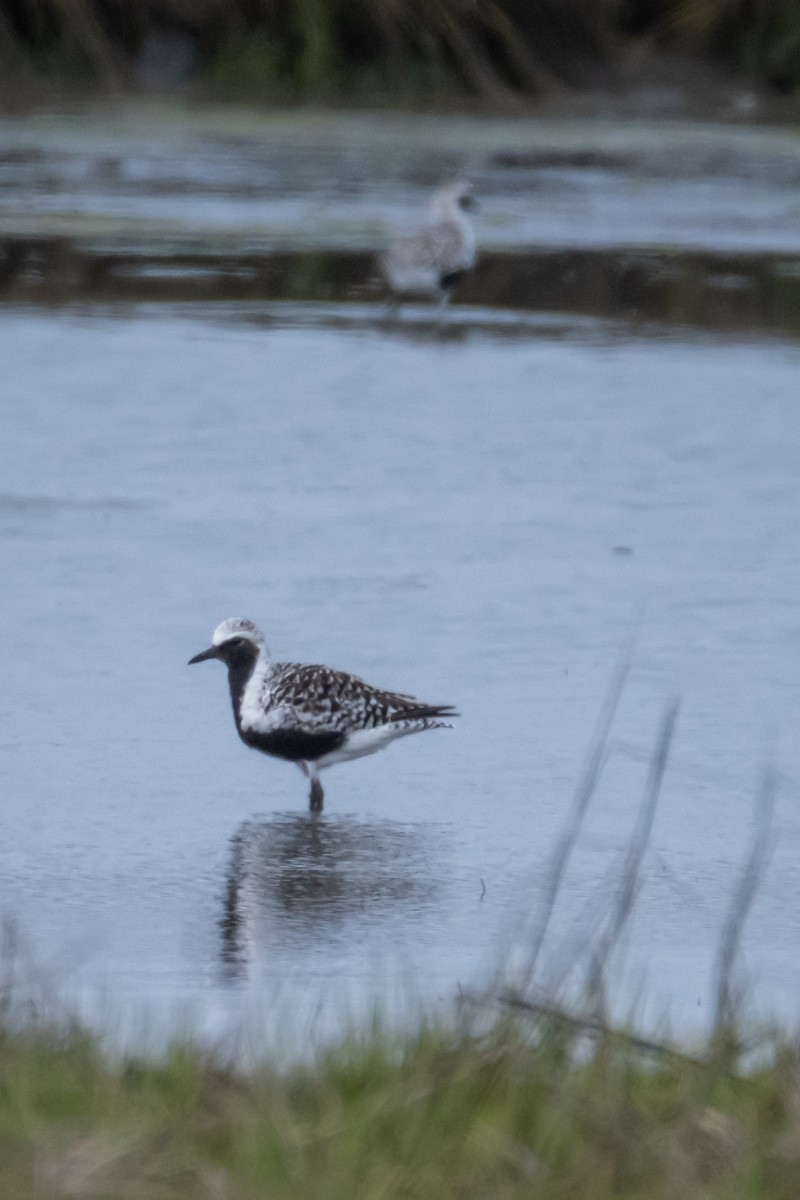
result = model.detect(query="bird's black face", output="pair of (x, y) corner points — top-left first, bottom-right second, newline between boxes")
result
(458, 191), (475, 211)
(188, 636), (259, 671)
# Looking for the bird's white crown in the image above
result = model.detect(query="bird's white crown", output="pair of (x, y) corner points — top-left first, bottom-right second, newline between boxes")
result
(211, 617), (265, 648)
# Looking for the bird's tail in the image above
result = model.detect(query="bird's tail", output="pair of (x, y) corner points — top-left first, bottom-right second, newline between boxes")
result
(391, 703), (459, 726)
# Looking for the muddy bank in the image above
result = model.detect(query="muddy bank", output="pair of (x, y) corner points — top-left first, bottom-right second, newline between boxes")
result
(3, 236), (800, 337)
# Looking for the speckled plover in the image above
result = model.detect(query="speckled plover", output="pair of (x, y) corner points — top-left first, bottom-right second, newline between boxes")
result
(380, 180), (477, 309)
(189, 618), (458, 812)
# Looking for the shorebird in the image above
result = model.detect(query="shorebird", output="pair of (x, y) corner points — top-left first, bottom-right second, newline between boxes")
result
(189, 618), (458, 812)
(380, 179), (477, 310)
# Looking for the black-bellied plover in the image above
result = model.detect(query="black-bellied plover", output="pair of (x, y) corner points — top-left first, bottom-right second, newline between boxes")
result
(189, 618), (458, 812)
(380, 180), (477, 310)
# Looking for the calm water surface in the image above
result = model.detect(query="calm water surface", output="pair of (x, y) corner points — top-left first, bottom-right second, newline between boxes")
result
(2, 304), (800, 1050)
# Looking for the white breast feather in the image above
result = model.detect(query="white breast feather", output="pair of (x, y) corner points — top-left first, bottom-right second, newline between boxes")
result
(238, 659), (274, 733)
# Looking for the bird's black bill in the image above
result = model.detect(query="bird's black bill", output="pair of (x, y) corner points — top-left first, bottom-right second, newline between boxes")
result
(188, 645), (219, 665)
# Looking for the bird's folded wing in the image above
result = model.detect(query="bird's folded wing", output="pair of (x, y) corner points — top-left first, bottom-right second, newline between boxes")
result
(389, 223), (470, 272)
(261, 662), (454, 733)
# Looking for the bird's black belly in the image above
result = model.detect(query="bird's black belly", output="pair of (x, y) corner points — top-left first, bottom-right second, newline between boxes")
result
(241, 727), (346, 762)
(439, 269), (465, 290)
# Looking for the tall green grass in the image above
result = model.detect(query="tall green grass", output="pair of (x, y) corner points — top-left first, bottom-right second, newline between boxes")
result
(669, 0), (800, 92)
(0, 0), (617, 99)
(2, 1001), (800, 1198)
(3, 0), (800, 100)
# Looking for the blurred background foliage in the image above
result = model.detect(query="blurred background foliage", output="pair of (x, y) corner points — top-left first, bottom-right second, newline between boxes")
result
(0, 0), (799, 99)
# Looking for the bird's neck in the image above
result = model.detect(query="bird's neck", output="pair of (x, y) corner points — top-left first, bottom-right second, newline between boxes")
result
(429, 196), (467, 228)
(227, 646), (269, 731)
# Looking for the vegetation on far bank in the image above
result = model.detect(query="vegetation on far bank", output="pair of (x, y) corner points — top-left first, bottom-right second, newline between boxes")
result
(1, 0), (800, 103)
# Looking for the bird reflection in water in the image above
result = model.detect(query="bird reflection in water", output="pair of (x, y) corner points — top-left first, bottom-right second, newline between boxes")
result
(220, 813), (439, 978)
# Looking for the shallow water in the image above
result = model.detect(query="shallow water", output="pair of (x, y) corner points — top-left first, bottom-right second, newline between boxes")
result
(2, 300), (800, 1049)
(4, 107), (800, 254)
(3, 104), (800, 1049)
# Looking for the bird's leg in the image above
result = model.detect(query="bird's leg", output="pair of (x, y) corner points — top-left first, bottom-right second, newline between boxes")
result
(384, 293), (401, 323)
(309, 777), (324, 813)
(436, 289), (452, 330)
